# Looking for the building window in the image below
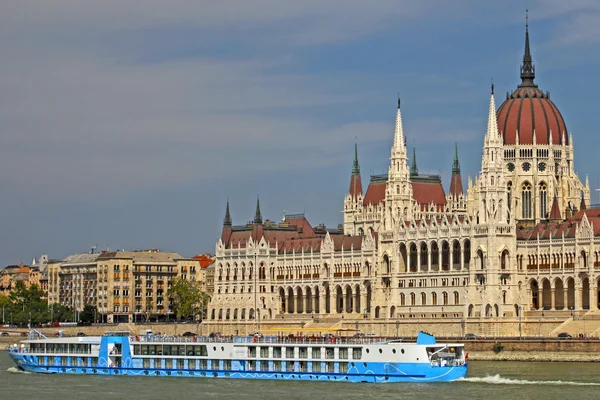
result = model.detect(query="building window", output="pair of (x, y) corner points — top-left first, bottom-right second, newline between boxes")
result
(522, 182), (532, 219)
(539, 182), (547, 218)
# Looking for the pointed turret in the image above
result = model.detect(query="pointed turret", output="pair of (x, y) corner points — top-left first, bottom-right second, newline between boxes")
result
(410, 148), (418, 177)
(224, 199), (232, 226)
(348, 143), (363, 199)
(393, 96), (405, 149)
(449, 143), (463, 196)
(580, 195), (587, 211)
(220, 199), (233, 246)
(254, 196), (263, 224)
(519, 10), (536, 87)
(549, 196), (561, 220)
(486, 89), (500, 143)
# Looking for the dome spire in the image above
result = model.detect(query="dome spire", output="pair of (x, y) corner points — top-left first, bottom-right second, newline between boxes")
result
(254, 195), (262, 224)
(520, 9), (536, 87)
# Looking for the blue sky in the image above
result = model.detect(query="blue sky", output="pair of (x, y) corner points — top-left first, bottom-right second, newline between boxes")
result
(1, 1), (600, 266)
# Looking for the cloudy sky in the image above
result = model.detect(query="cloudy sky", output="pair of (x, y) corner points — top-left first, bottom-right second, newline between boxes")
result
(1, 1), (600, 266)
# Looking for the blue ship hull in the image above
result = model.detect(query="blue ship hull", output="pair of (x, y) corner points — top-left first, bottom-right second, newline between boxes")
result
(9, 354), (466, 383)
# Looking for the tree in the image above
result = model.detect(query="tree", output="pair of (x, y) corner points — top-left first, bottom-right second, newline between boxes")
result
(80, 304), (97, 324)
(167, 277), (208, 321)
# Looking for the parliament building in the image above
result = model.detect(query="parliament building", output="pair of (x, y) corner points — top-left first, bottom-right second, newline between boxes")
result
(207, 21), (600, 333)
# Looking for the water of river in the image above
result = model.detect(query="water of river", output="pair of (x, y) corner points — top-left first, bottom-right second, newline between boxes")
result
(1, 352), (599, 400)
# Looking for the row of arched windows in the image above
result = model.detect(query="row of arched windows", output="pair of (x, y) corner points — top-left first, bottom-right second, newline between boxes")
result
(511, 181), (549, 219)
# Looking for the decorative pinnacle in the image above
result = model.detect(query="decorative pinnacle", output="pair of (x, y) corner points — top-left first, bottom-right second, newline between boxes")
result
(410, 147), (418, 177)
(520, 9), (536, 86)
(397, 94), (401, 109)
(452, 143), (461, 174)
(254, 196), (262, 224)
(224, 198), (232, 226)
(352, 142), (360, 175)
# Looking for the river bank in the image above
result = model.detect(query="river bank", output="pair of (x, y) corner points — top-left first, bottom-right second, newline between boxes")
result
(468, 351), (600, 362)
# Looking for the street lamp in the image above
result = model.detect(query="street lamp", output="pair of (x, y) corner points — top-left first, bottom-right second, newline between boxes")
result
(441, 306), (444, 318)
(518, 305), (522, 339)
(409, 307), (412, 318)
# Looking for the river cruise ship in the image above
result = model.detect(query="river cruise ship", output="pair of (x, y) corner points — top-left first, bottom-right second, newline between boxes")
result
(7, 330), (467, 382)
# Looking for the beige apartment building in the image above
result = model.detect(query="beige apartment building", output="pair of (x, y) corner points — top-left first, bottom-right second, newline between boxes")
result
(48, 249), (204, 323)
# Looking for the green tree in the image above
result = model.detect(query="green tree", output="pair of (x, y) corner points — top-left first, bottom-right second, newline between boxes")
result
(167, 277), (208, 321)
(80, 304), (97, 324)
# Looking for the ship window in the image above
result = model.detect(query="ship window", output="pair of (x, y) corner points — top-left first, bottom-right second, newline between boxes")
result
(154, 358), (162, 368)
(339, 362), (349, 373)
(177, 359), (185, 369)
(286, 348), (295, 358)
(272, 347), (282, 358)
(188, 359), (196, 369)
(326, 362), (335, 372)
(248, 347), (257, 358)
(299, 347), (308, 359)
(224, 360), (232, 370)
(312, 361), (321, 372)
(260, 361), (269, 371)
(199, 359), (208, 369)
(299, 361), (308, 372)
(143, 359), (151, 368)
(260, 347), (269, 358)
(163, 345), (172, 356)
(401, 349), (405, 354)
(211, 359), (220, 369)
(352, 348), (362, 360)
(273, 360), (282, 371)
(338, 348), (348, 360)
(325, 348), (334, 359)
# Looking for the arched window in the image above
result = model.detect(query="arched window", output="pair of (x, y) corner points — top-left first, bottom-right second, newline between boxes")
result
(421, 292), (427, 305)
(522, 182), (532, 219)
(410, 292), (416, 306)
(539, 182), (547, 218)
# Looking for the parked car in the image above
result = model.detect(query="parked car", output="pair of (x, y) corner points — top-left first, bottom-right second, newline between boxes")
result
(1, 332), (8, 336)
(182, 332), (196, 337)
(558, 332), (572, 339)
(464, 333), (478, 339)
(76, 332), (86, 337)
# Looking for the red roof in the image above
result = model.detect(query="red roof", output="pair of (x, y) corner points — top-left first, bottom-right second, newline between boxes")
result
(411, 181), (446, 210)
(363, 181), (386, 206)
(449, 172), (463, 197)
(497, 86), (567, 146)
(349, 174), (363, 199)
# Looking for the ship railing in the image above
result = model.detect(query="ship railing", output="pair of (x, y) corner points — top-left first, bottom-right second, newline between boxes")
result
(132, 335), (395, 346)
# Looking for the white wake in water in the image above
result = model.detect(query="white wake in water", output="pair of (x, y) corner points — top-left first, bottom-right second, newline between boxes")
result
(6, 367), (31, 374)
(461, 374), (600, 386)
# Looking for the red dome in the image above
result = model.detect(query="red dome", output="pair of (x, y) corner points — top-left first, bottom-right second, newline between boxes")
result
(497, 86), (567, 146)
(496, 19), (568, 146)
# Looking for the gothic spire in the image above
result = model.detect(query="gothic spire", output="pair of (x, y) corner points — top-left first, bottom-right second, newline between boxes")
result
(393, 95), (405, 149)
(452, 142), (460, 174)
(450, 143), (463, 196)
(224, 198), (232, 226)
(254, 196), (262, 224)
(349, 142), (363, 199)
(352, 142), (360, 175)
(410, 147), (418, 177)
(486, 89), (500, 143)
(519, 10), (536, 87)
